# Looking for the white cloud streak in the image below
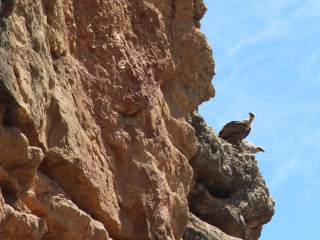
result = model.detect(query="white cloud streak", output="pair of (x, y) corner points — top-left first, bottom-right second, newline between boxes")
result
(269, 157), (298, 189)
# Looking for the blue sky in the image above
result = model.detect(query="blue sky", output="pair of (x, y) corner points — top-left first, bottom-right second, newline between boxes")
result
(200, 1), (320, 239)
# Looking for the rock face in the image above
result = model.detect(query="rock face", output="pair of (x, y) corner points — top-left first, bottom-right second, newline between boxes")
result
(183, 212), (242, 240)
(0, 0), (273, 239)
(0, 0), (214, 239)
(186, 111), (275, 240)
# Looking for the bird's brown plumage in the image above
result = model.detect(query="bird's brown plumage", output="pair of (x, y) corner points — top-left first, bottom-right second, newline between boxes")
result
(218, 113), (255, 145)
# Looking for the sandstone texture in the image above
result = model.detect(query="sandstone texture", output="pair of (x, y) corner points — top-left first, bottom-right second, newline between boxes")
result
(186, 111), (275, 240)
(0, 0), (213, 239)
(0, 0), (273, 239)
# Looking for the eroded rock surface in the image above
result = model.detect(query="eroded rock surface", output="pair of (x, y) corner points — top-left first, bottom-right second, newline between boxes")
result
(0, 0), (216, 239)
(0, 191), (47, 240)
(22, 171), (110, 240)
(0, 0), (274, 239)
(186, 110), (275, 240)
(183, 212), (241, 240)
(0, 106), (48, 239)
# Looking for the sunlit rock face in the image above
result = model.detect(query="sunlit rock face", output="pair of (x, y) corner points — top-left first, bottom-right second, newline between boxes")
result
(0, 0), (273, 239)
(0, 0), (215, 239)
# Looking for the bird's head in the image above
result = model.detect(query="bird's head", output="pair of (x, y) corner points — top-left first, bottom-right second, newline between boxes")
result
(254, 146), (265, 153)
(249, 112), (255, 118)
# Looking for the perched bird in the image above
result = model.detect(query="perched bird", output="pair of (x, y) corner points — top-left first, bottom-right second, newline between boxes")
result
(241, 141), (265, 154)
(218, 112), (255, 146)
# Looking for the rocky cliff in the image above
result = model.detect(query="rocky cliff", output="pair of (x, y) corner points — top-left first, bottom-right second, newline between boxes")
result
(0, 0), (273, 239)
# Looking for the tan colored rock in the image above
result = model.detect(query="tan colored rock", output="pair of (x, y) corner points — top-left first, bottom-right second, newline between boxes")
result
(0, 0), (274, 239)
(186, 110), (275, 240)
(0, 0), (214, 239)
(22, 171), (111, 240)
(0, 192), (47, 240)
(0, 106), (110, 239)
(183, 212), (242, 240)
(0, 107), (44, 201)
(161, 0), (215, 117)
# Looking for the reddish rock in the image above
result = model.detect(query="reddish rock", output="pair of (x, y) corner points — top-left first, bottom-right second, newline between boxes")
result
(0, 192), (47, 240)
(0, 0), (214, 239)
(0, 0), (274, 239)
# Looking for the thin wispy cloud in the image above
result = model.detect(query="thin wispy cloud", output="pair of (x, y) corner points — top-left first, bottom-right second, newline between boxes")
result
(201, 1), (320, 238)
(269, 157), (298, 189)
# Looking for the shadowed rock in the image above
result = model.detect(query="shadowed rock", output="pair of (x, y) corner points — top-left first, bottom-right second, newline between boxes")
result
(186, 110), (274, 240)
(183, 212), (242, 240)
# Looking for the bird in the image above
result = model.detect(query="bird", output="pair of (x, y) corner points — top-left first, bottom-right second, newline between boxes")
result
(218, 112), (255, 146)
(241, 141), (265, 154)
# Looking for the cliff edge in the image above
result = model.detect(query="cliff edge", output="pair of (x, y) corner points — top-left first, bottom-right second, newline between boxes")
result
(185, 110), (274, 240)
(0, 0), (273, 239)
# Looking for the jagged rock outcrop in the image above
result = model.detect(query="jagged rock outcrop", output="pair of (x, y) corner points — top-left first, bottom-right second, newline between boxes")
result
(0, 193), (47, 239)
(183, 212), (241, 240)
(0, 0), (274, 239)
(0, 106), (48, 239)
(186, 110), (275, 240)
(0, 0), (216, 239)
